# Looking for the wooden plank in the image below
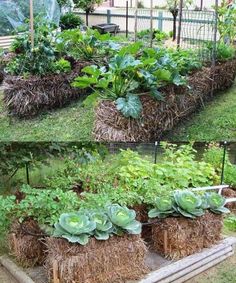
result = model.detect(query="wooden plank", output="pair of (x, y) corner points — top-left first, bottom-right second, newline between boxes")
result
(159, 246), (233, 283)
(0, 255), (35, 283)
(139, 238), (236, 283)
(172, 251), (234, 283)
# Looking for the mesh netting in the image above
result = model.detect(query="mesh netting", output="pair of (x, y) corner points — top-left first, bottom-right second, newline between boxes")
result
(0, 0), (61, 36)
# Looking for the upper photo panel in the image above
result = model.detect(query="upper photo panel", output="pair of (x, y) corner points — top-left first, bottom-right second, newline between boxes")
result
(0, 0), (235, 142)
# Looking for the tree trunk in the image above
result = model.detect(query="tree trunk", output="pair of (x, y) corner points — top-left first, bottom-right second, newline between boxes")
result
(86, 11), (89, 26)
(170, 7), (179, 41)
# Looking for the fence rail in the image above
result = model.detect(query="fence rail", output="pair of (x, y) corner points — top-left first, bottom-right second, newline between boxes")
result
(0, 35), (15, 49)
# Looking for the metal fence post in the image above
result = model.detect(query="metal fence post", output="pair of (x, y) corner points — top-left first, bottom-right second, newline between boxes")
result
(25, 162), (30, 185)
(220, 141), (227, 185)
(126, 1), (129, 37)
(158, 11), (163, 31)
(107, 9), (111, 24)
(154, 141), (159, 164)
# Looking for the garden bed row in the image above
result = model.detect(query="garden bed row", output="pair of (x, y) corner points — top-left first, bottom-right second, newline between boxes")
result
(94, 59), (236, 142)
(6, 211), (227, 283)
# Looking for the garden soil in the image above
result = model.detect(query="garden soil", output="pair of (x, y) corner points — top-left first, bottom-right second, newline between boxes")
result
(94, 59), (236, 142)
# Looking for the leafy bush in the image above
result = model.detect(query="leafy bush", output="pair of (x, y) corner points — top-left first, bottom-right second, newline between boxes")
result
(56, 28), (120, 63)
(59, 12), (84, 30)
(203, 144), (236, 187)
(0, 185), (81, 231)
(53, 205), (141, 245)
(224, 215), (236, 232)
(5, 18), (68, 76)
(205, 42), (236, 62)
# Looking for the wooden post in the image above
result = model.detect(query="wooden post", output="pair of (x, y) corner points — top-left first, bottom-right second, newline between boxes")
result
(53, 260), (60, 283)
(29, 0), (34, 48)
(177, 0), (184, 48)
(163, 230), (168, 254)
(150, 0), (154, 47)
(134, 0), (138, 41)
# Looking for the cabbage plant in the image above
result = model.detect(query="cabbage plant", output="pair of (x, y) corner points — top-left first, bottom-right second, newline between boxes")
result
(106, 204), (141, 235)
(90, 211), (113, 240)
(148, 196), (175, 219)
(173, 191), (205, 219)
(53, 212), (96, 245)
(206, 193), (230, 214)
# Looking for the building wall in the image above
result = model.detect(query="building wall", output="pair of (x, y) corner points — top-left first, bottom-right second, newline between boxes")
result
(113, 0), (222, 9)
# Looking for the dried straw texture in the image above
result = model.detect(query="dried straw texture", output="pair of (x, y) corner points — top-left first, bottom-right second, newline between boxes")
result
(8, 220), (46, 267)
(222, 188), (236, 210)
(151, 212), (223, 260)
(45, 235), (149, 283)
(3, 62), (89, 118)
(94, 59), (236, 142)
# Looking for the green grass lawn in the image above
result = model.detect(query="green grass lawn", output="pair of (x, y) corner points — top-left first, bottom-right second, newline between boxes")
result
(164, 82), (236, 141)
(0, 91), (94, 141)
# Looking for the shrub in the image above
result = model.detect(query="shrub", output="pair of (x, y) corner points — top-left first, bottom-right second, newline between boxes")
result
(60, 12), (84, 30)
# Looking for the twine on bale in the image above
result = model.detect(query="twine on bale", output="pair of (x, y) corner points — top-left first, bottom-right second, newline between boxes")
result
(151, 212), (223, 260)
(94, 59), (236, 142)
(3, 62), (90, 118)
(45, 235), (149, 283)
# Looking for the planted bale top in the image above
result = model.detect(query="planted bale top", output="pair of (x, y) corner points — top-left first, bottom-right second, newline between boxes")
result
(94, 59), (236, 142)
(3, 62), (89, 118)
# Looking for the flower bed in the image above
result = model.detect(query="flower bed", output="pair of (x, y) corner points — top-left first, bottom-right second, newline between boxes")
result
(3, 62), (89, 118)
(151, 212), (223, 259)
(94, 59), (236, 142)
(45, 235), (148, 283)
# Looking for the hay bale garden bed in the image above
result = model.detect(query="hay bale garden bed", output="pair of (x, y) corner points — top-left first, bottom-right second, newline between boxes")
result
(151, 212), (223, 260)
(94, 59), (236, 142)
(3, 62), (89, 118)
(46, 235), (148, 283)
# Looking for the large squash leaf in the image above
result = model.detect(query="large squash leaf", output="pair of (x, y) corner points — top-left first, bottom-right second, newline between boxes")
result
(116, 94), (142, 119)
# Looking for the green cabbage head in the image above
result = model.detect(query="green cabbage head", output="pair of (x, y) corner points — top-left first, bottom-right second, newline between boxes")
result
(90, 211), (113, 240)
(53, 212), (96, 245)
(173, 191), (205, 219)
(106, 204), (141, 235)
(148, 196), (175, 218)
(206, 193), (230, 214)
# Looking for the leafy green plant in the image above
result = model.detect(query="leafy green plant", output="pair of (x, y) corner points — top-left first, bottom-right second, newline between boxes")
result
(53, 58), (71, 73)
(205, 193), (230, 214)
(53, 205), (142, 245)
(56, 28), (119, 63)
(5, 17), (61, 76)
(59, 12), (84, 30)
(224, 215), (236, 232)
(54, 212), (96, 245)
(217, 0), (236, 44)
(148, 196), (175, 218)
(205, 42), (236, 61)
(106, 204), (141, 235)
(173, 191), (204, 219)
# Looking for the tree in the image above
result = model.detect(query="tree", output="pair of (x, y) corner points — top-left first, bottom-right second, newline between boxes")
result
(74, 0), (103, 26)
(167, 0), (192, 41)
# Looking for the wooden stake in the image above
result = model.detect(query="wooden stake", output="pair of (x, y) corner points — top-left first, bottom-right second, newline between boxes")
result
(134, 0), (138, 42)
(150, 0), (154, 47)
(53, 260), (60, 283)
(163, 230), (168, 254)
(29, 0), (34, 48)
